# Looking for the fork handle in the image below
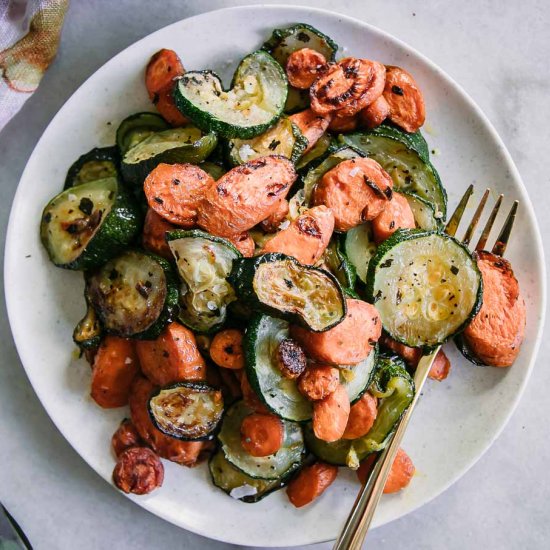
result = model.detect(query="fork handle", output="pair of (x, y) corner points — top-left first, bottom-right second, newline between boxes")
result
(332, 348), (440, 550)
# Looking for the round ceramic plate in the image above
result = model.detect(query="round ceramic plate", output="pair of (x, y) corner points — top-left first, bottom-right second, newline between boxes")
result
(4, 5), (546, 547)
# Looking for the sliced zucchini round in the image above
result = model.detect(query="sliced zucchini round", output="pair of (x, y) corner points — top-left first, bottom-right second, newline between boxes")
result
(402, 191), (443, 231)
(218, 401), (305, 480)
(340, 345), (378, 404)
(227, 117), (307, 166)
(40, 177), (142, 270)
(303, 424), (351, 466)
(340, 126), (447, 219)
(322, 239), (357, 292)
(454, 333), (488, 367)
(166, 230), (241, 333)
(284, 86), (310, 114)
(120, 126), (217, 185)
(86, 250), (178, 339)
(73, 295), (102, 350)
(230, 253), (346, 332)
(262, 23), (338, 66)
(344, 223), (377, 284)
(174, 51), (287, 139)
(244, 314), (313, 422)
(295, 133), (333, 171)
(64, 146), (119, 189)
(366, 229), (483, 348)
(116, 112), (170, 156)
(148, 381), (224, 441)
(209, 450), (285, 503)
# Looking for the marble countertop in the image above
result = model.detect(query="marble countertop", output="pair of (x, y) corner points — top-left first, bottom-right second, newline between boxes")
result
(0, 1), (548, 548)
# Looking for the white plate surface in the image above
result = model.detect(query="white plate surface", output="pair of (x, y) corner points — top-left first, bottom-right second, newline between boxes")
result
(4, 5), (546, 547)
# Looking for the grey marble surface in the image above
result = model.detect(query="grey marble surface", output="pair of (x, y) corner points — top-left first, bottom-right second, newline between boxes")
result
(0, 1), (548, 548)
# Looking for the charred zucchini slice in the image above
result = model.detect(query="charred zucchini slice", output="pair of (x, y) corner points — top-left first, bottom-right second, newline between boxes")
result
(73, 295), (102, 350)
(344, 223), (377, 284)
(218, 401), (305, 480)
(120, 126), (217, 185)
(40, 177), (142, 270)
(453, 333), (489, 367)
(367, 229), (483, 348)
(167, 230), (241, 333)
(116, 112), (170, 156)
(229, 253), (346, 332)
(244, 314), (313, 422)
(209, 450), (286, 503)
(86, 250), (178, 339)
(64, 146), (119, 189)
(227, 118), (307, 165)
(148, 382), (224, 441)
(174, 51), (287, 139)
(402, 191), (443, 231)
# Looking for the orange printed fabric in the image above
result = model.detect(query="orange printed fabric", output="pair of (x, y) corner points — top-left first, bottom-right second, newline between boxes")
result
(0, 0), (68, 131)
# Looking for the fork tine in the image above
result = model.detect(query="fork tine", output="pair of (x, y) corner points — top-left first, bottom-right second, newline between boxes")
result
(475, 194), (503, 251)
(492, 200), (518, 257)
(445, 184), (474, 237)
(462, 188), (490, 246)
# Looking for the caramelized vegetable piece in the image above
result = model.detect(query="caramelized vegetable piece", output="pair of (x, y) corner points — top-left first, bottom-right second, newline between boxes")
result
(380, 335), (421, 367)
(240, 371), (270, 414)
(228, 232), (255, 257)
(310, 58), (386, 117)
(144, 163), (214, 227)
(197, 156), (296, 238)
(372, 191), (416, 243)
(135, 322), (206, 386)
(155, 85), (190, 126)
(463, 251), (526, 367)
(428, 349), (451, 381)
(287, 461), (339, 507)
(260, 199), (289, 233)
(113, 447), (164, 495)
(285, 48), (327, 89)
(383, 66), (426, 133)
(291, 299), (382, 365)
(298, 364), (339, 401)
(289, 109), (332, 153)
(145, 49), (184, 99)
(359, 95), (390, 129)
(342, 392), (377, 440)
(313, 384), (350, 442)
(91, 336), (139, 408)
(112, 419), (142, 457)
(328, 113), (358, 133)
(262, 206), (334, 265)
(210, 329), (245, 370)
(240, 413), (285, 457)
(276, 338), (307, 380)
(142, 208), (176, 259)
(313, 157), (393, 231)
(356, 447), (415, 493)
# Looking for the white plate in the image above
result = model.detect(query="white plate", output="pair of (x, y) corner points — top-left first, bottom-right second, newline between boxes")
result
(4, 5), (546, 547)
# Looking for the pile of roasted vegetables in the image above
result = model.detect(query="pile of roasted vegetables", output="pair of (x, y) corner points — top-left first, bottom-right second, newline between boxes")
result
(40, 23), (525, 505)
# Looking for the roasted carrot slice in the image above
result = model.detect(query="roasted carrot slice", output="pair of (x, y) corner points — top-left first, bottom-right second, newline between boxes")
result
(112, 419), (142, 457)
(298, 364), (339, 401)
(134, 322), (206, 386)
(240, 371), (270, 414)
(383, 66), (426, 133)
(145, 48), (184, 99)
(285, 48), (327, 89)
(359, 95), (390, 129)
(289, 109), (332, 153)
(240, 413), (284, 457)
(310, 58), (386, 117)
(287, 462), (339, 507)
(356, 447), (415, 493)
(142, 208), (176, 259)
(227, 231), (255, 257)
(144, 163), (214, 227)
(428, 349), (451, 381)
(91, 336), (139, 408)
(342, 392), (378, 440)
(313, 384), (350, 442)
(372, 191), (416, 243)
(260, 199), (289, 233)
(210, 329), (245, 370)
(380, 335), (422, 367)
(328, 112), (358, 133)
(154, 83), (189, 126)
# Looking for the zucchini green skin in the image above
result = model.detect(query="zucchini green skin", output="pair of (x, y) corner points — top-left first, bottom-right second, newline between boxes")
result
(40, 179), (143, 270)
(64, 146), (119, 189)
(454, 333), (489, 367)
(342, 344), (379, 404)
(323, 238), (357, 292)
(295, 133), (333, 172)
(366, 229), (483, 350)
(284, 86), (310, 115)
(116, 112), (170, 156)
(173, 51), (288, 139)
(229, 253), (347, 332)
(401, 191), (444, 231)
(165, 228), (241, 255)
(343, 223), (377, 284)
(73, 292), (102, 350)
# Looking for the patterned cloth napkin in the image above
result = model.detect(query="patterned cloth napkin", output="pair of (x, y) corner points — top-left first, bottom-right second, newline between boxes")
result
(0, 0), (68, 132)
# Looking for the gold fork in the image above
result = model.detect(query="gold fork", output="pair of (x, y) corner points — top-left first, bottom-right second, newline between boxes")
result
(333, 185), (519, 550)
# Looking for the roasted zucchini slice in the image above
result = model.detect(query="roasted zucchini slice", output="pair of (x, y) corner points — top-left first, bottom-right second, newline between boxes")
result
(148, 381), (224, 441)
(218, 401), (305, 480)
(402, 191), (443, 231)
(86, 250), (178, 339)
(167, 230), (241, 333)
(322, 239), (357, 291)
(209, 450), (286, 503)
(229, 253), (346, 332)
(64, 146), (119, 189)
(40, 177), (142, 270)
(295, 133), (333, 171)
(340, 125), (446, 219)
(227, 117), (307, 166)
(340, 345), (378, 403)
(344, 223), (377, 284)
(284, 86), (310, 114)
(453, 333), (489, 367)
(199, 161), (226, 180)
(120, 126), (217, 185)
(174, 51), (287, 139)
(367, 229), (483, 348)
(73, 294), (102, 350)
(116, 112), (170, 156)
(244, 314), (313, 422)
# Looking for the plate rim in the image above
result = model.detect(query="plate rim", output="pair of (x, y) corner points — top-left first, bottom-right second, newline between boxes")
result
(4, 4), (547, 547)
